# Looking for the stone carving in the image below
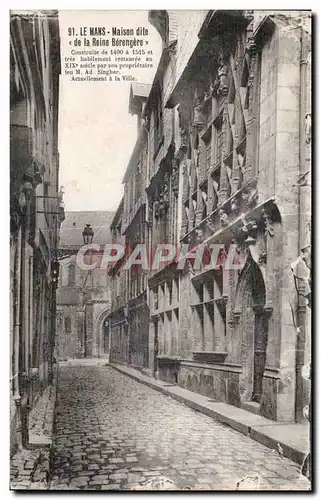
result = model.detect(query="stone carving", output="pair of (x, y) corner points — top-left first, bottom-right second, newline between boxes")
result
(178, 105), (189, 152)
(233, 215), (257, 242)
(147, 197), (154, 224)
(305, 113), (311, 145)
(216, 52), (230, 97)
(142, 115), (149, 129)
(154, 199), (160, 219)
(159, 173), (170, 216)
(258, 251), (267, 266)
(172, 161), (179, 196)
(262, 208), (275, 237)
(219, 209), (229, 227)
(241, 186), (258, 207)
(230, 197), (240, 214)
(193, 94), (206, 130)
(195, 227), (204, 244)
(245, 36), (256, 56)
(206, 217), (216, 233)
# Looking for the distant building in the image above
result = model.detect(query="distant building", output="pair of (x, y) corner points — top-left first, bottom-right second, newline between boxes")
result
(10, 10), (63, 453)
(55, 211), (114, 360)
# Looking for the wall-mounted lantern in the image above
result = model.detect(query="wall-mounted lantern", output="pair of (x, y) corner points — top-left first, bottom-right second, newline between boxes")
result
(82, 224), (94, 245)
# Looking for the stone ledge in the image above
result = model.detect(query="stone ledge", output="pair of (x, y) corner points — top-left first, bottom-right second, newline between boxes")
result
(180, 360), (242, 373)
(28, 364), (58, 448)
(110, 363), (310, 466)
(193, 351), (228, 363)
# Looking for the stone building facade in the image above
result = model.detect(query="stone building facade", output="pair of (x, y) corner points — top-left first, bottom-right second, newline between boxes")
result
(107, 199), (129, 364)
(10, 10), (63, 454)
(112, 10), (311, 424)
(55, 211), (114, 360)
(116, 83), (151, 370)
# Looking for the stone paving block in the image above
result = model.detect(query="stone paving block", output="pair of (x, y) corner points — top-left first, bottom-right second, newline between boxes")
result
(48, 365), (310, 491)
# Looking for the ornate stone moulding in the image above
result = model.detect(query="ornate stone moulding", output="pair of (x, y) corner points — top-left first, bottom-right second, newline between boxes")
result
(156, 355), (182, 366)
(181, 178), (259, 246)
(193, 351), (228, 364)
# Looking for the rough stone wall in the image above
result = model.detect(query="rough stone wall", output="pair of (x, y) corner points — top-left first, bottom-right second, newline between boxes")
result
(55, 305), (82, 360)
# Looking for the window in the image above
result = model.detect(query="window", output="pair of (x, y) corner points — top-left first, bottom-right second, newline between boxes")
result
(68, 264), (76, 287)
(64, 316), (71, 334)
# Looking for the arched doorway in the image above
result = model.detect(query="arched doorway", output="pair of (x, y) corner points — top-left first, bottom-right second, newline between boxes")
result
(235, 255), (268, 404)
(102, 317), (110, 359)
(94, 310), (111, 359)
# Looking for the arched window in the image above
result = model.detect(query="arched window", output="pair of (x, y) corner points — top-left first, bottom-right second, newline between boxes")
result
(68, 263), (75, 286)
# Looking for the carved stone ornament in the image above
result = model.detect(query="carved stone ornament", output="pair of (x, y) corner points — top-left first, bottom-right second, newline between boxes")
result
(305, 113), (311, 145)
(195, 227), (204, 244)
(262, 208), (275, 237)
(219, 209), (229, 227)
(233, 215), (258, 242)
(230, 197), (240, 214)
(148, 198), (154, 223)
(172, 161), (179, 196)
(258, 251), (267, 267)
(206, 217), (216, 233)
(216, 52), (230, 97)
(241, 186), (258, 207)
(193, 95), (206, 130)
(245, 36), (256, 56)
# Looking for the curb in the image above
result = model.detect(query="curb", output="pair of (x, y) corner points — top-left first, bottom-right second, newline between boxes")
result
(110, 364), (308, 466)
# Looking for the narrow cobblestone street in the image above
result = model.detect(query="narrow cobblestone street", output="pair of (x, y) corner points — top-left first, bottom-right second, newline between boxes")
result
(49, 365), (309, 491)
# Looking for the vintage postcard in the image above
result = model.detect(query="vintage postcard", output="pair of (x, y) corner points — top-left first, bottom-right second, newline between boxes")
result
(10, 9), (311, 491)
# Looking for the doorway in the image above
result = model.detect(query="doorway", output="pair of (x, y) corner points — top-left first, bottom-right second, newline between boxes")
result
(153, 320), (158, 377)
(237, 257), (268, 404)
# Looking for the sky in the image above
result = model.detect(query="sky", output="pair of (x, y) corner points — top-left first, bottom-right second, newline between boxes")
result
(58, 10), (162, 212)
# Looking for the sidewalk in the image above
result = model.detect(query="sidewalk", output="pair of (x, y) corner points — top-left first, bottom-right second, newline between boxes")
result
(110, 363), (309, 466)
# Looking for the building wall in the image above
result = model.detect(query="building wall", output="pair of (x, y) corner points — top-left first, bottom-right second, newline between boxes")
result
(10, 10), (62, 454)
(150, 11), (311, 423)
(55, 255), (112, 360)
(111, 11), (311, 424)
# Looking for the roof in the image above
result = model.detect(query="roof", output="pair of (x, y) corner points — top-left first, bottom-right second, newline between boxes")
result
(129, 82), (151, 115)
(58, 210), (115, 248)
(131, 82), (151, 98)
(110, 197), (124, 229)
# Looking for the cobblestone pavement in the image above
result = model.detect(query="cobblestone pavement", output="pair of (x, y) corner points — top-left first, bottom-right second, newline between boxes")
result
(49, 365), (310, 491)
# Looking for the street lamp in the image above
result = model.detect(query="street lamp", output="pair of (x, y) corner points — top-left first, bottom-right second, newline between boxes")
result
(82, 224), (94, 245)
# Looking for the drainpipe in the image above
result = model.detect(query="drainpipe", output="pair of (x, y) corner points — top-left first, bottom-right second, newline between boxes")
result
(143, 123), (150, 311)
(13, 226), (23, 450)
(295, 26), (310, 423)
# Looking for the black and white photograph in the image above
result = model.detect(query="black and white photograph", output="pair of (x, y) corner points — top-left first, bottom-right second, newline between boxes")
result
(9, 9), (312, 491)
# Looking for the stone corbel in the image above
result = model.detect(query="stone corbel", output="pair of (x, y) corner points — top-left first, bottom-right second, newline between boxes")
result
(178, 104), (190, 152)
(258, 251), (267, 267)
(230, 196), (240, 214)
(171, 160), (179, 196)
(219, 209), (229, 228)
(193, 94), (206, 131)
(241, 185), (258, 208)
(231, 307), (241, 322)
(195, 227), (204, 244)
(206, 216), (216, 234)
